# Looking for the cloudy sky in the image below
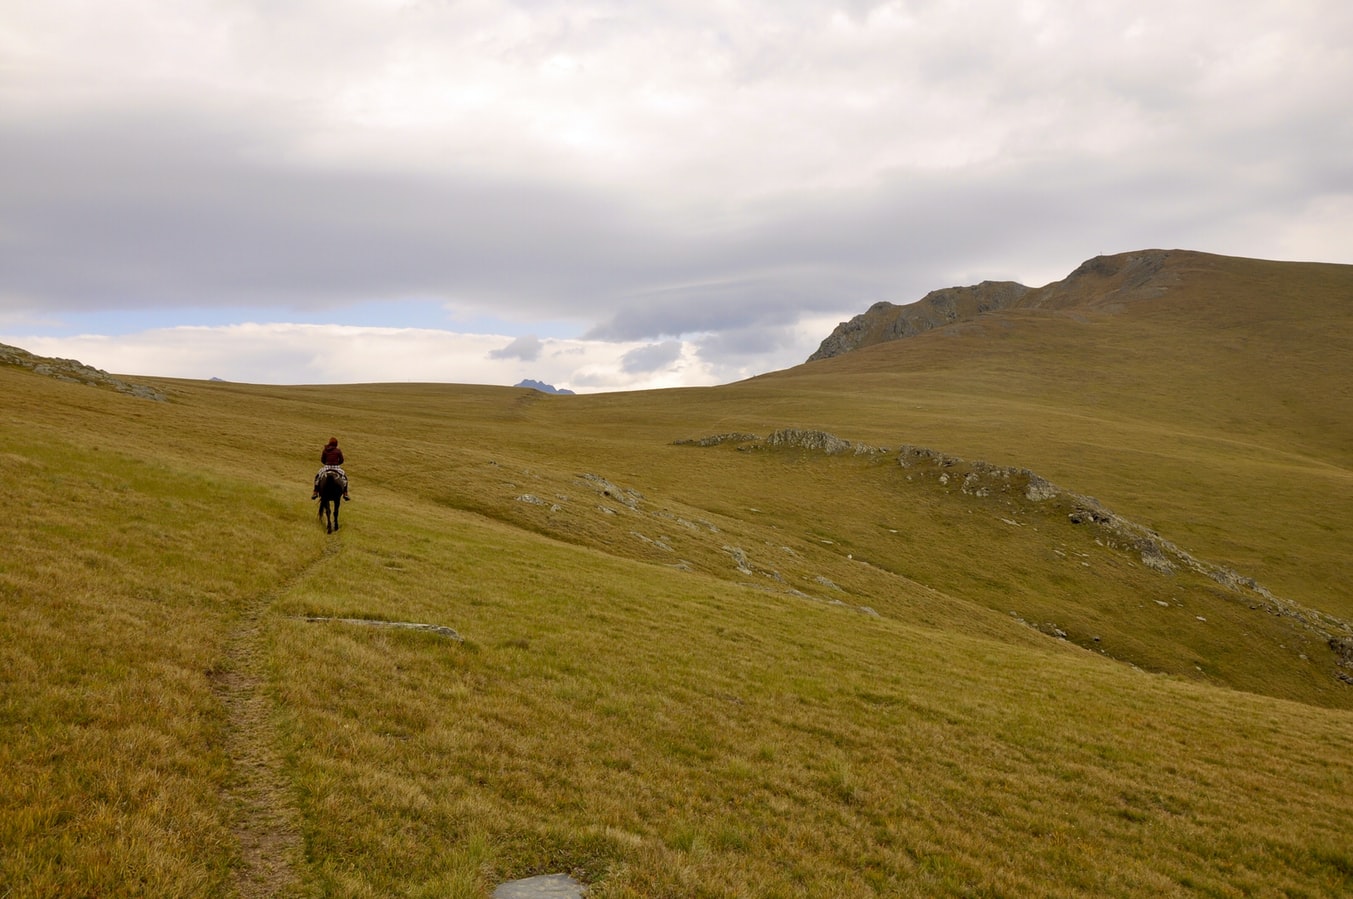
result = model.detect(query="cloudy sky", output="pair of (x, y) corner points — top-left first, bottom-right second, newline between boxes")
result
(3, 1), (1350, 392)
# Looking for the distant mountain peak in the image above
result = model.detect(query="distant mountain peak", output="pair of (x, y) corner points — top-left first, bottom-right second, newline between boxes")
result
(515, 379), (575, 395)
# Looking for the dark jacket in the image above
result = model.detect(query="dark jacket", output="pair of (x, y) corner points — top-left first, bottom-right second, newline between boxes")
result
(321, 443), (344, 466)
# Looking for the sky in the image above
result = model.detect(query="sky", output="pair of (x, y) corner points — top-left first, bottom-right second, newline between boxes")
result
(2, 1), (1351, 393)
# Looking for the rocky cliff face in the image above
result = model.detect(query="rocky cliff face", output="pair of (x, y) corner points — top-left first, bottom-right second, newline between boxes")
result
(808, 280), (1030, 361)
(808, 249), (1181, 361)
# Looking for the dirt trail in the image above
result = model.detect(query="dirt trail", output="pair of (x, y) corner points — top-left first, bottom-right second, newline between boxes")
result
(216, 540), (338, 898)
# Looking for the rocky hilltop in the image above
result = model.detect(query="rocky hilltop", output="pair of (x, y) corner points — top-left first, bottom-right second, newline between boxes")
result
(809, 248), (1186, 360)
(809, 280), (1030, 361)
(0, 341), (165, 401)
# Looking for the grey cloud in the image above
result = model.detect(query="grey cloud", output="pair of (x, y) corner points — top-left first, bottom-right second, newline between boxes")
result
(0, 107), (1327, 340)
(621, 340), (682, 374)
(583, 276), (862, 342)
(694, 324), (799, 360)
(0, 113), (670, 316)
(5, 35), (1353, 362)
(489, 335), (544, 361)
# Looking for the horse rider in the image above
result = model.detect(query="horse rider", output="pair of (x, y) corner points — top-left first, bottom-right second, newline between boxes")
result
(312, 436), (351, 501)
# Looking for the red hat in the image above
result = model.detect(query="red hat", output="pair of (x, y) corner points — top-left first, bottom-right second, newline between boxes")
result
(327, 437), (338, 445)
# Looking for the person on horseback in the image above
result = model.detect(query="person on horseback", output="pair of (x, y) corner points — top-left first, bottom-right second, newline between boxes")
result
(312, 437), (351, 501)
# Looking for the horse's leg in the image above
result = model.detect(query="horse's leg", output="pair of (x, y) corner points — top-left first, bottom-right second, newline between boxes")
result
(332, 493), (340, 532)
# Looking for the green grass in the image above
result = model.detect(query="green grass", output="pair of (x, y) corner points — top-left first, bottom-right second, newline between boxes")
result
(4, 252), (1353, 895)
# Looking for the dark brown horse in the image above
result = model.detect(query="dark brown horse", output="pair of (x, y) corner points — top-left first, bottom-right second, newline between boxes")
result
(316, 468), (345, 533)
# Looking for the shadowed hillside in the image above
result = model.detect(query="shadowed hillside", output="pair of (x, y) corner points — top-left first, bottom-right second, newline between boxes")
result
(4, 250), (1353, 896)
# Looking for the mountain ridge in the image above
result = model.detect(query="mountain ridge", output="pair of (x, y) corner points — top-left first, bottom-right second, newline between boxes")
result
(806, 248), (1341, 360)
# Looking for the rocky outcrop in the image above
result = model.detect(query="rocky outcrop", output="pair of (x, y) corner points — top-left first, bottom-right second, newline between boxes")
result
(809, 280), (1030, 360)
(892, 439), (1353, 668)
(673, 433), (761, 447)
(676, 429), (888, 456)
(680, 427), (1353, 684)
(0, 342), (166, 401)
(764, 428), (887, 456)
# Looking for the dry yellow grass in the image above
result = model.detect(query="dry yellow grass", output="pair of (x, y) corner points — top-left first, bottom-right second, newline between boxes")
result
(3, 251), (1352, 895)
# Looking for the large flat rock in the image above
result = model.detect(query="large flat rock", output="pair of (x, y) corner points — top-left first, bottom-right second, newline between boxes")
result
(492, 873), (586, 898)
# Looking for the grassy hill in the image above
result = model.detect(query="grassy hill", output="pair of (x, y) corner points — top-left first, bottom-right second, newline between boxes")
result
(3, 249), (1353, 896)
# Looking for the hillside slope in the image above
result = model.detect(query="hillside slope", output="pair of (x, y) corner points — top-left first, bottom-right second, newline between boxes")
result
(4, 255), (1353, 897)
(790, 250), (1353, 619)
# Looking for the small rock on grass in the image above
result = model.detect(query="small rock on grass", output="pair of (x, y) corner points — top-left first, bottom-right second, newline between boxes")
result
(493, 873), (586, 898)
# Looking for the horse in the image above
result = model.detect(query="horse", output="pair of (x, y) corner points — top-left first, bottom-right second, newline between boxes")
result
(316, 468), (346, 533)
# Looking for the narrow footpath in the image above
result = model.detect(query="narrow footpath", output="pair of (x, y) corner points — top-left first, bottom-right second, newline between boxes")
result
(216, 541), (339, 897)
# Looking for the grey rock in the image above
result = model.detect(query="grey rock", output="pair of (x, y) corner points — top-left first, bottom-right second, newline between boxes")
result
(301, 617), (463, 642)
(1, 341), (166, 401)
(493, 873), (586, 898)
(765, 428), (885, 455)
(808, 281), (1031, 361)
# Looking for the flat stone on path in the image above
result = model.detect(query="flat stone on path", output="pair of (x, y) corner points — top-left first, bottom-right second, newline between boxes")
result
(492, 873), (586, 898)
